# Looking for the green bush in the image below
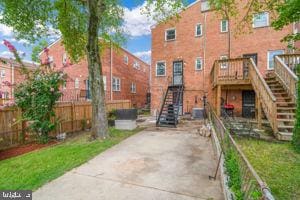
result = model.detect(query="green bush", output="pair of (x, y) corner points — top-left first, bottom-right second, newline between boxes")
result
(225, 148), (244, 200)
(14, 67), (65, 143)
(293, 64), (300, 152)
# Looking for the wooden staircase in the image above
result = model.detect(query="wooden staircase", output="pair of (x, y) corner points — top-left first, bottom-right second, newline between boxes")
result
(265, 73), (295, 140)
(156, 85), (184, 127)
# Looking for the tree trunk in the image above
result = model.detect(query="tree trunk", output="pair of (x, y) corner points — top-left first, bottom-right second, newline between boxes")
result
(86, 0), (109, 139)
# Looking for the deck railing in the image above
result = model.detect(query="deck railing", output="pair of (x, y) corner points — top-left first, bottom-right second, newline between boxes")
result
(247, 58), (278, 133)
(275, 55), (298, 101)
(210, 58), (250, 87)
(206, 103), (275, 200)
(278, 54), (300, 73)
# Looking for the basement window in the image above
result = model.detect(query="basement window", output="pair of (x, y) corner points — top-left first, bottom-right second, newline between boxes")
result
(165, 28), (176, 41)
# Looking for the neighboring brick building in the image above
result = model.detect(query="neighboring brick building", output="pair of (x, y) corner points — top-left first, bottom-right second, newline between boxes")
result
(40, 39), (150, 108)
(151, 0), (296, 117)
(0, 57), (37, 104)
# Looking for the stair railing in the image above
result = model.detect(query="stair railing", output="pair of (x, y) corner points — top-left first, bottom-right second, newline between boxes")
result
(247, 58), (278, 133)
(278, 54), (300, 73)
(156, 87), (170, 126)
(274, 55), (298, 101)
(174, 85), (184, 125)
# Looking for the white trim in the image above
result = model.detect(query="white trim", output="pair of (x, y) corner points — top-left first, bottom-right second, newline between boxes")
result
(220, 55), (228, 69)
(195, 23), (203, 37)
(156, 61), (166, 76)
(165, 28), (176, 41)
(112, 77), (121, 91)
(252, 12), (269, 28)
(220, 20), (228, 33)
(267, 49), (285, 70)
(195, 57), (203, 70)
(130, 82), (137, 93)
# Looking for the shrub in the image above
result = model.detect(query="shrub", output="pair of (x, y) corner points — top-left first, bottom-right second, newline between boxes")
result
(14, 67), (65, 143)
(293, 64), (300, 152)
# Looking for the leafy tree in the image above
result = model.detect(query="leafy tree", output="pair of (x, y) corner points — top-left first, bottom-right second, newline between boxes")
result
(31, 40), (48, 62)
(209, 0), (299, 46)
(0, 0), (184, 139)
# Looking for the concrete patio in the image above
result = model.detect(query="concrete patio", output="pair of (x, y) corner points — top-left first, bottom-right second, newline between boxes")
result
(33, 122), (223, 200)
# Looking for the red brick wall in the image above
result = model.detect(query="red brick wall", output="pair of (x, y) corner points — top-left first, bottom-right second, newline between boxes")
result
(40, 40), (150, 108)
(0, 58), (35, 101)
(151, 1), (293, 116)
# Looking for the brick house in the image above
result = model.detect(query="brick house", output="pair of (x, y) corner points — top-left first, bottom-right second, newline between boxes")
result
(40, 39), (150, 108)
(152, 0), (300, 140)
(0, 57), (38, 104)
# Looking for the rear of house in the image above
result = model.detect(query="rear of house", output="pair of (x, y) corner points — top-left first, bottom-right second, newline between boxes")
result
(151, 0), (299, 140)
(0, 57), (38, 105)
(40, 39), (150, 108)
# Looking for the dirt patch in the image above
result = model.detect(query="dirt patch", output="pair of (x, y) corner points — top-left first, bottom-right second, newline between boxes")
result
(0, 141), (58, 161)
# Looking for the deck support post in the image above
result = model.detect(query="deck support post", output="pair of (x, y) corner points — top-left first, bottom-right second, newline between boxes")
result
(217, 85), (221, 117)
(256, 95), (262, 129)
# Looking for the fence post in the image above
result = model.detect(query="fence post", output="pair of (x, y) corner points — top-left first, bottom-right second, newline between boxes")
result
(71, 102), (75, 132)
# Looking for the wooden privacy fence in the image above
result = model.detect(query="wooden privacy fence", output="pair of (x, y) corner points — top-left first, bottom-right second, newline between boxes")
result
(206, 103), (275, 200)
(0, 100), (131, 150)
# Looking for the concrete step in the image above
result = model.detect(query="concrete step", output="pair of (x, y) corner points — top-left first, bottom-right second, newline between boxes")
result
(277, 112), (295, 116)
(277, 132), (293, 141)
(277, 107), (296, 110)
(278, 125), (294, 129)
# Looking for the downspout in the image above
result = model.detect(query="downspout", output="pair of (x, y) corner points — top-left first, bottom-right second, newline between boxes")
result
(110, 41), (113, 101)
(203, 12), (207, 93)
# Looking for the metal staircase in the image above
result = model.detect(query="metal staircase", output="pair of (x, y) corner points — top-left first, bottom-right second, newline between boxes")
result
(156, 85), (184, 127)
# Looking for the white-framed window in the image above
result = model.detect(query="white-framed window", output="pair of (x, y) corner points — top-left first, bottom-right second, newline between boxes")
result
(220, 55), (228, 69)
(102, 76), (107, 91)
(165, 28), (176, 41)
(48, 56), (54, 63)
(130, 82), (136, 93)
(253, 12), (269, 28)
(124, 55), (129, 65)
(62, 53), (67, 65)
(156, 61), (166, 76)
(0, 69), (5, 78)
(220, 20), (228, 32)
(195, 24), (202, 37)
(267, 50), (284, 70)
(75, 78), (80, 89)
(201, 1), (210, 12)
(112, 77), (121, 91)
(195, 58), (203, 70)
(133, 60), (140, 69)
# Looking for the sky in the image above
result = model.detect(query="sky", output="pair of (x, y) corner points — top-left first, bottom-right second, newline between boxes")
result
(0, 0), (196, 64)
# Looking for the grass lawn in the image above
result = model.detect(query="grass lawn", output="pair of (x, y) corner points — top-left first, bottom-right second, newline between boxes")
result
(236, 138), (300, 200)
(0, 127), (143, 191)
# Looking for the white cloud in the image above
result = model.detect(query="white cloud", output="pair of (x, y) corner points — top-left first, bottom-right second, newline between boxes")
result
(0, 24), (13, 36)
(123, 3), (154, 37)
(0, 50), (26, 58)
(134, 50), (151, 64)
(17, 39), (30, 45)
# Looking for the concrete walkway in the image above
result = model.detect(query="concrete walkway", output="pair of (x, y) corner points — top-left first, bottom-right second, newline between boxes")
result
(33, 124), (223, 200)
